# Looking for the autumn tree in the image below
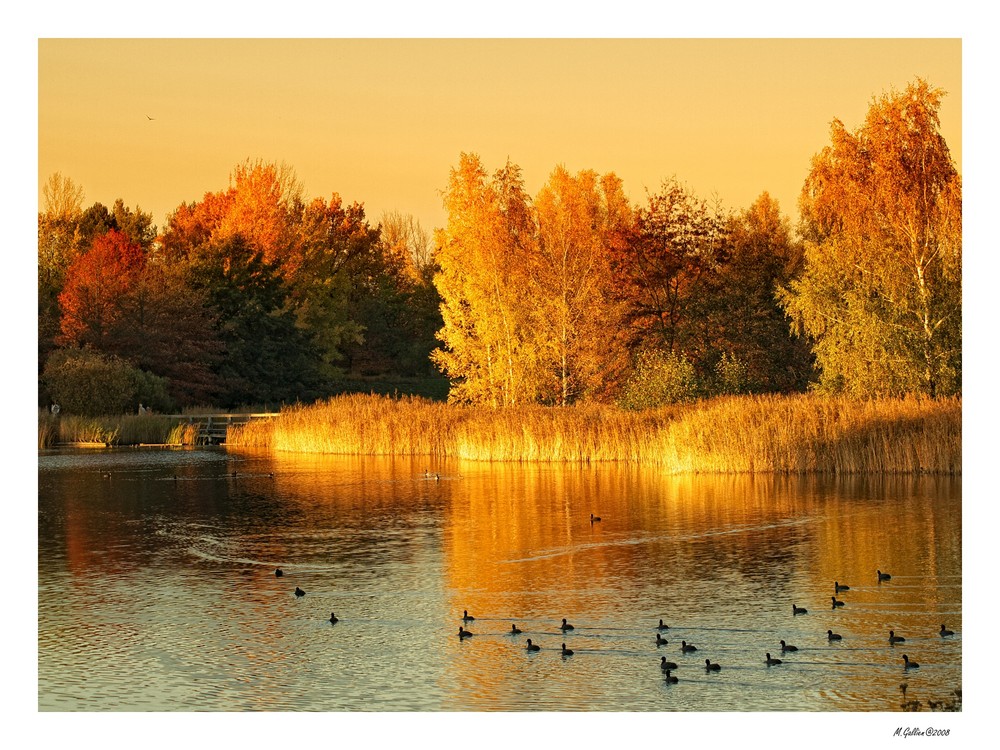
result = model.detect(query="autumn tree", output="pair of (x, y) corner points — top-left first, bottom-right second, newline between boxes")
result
(780, 79), (961, 397)
(532, 166), (631, 404)
(611, 179), (729, 375)
(433, 154), (540, 405)
(715, 193), (814, 393)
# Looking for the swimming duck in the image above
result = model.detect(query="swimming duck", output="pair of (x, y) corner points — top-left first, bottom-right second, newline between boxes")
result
(462, 610), (475, 621)
(940, 624), (955, 637)
(274, 568), (283, 577)
(294, 587), (305, 597)
(827, 630), (843, 641)
(705, 659), (721, 671)
(561, 643), (574, 656)
(657, 619), (669, 631)
(835, 581), (850, 592)
(590, 514), (602, 523)
(560, 618), (574, 631)
(329, 612), (339, 624)
(765, 652), (782, 666)
(656, 634), (668, 646)
(792, 604), (808, 615)
(458, 626), (474, 639)
(902, 654), (919, 669)
(878, 569), (892, 582)
(681, 641), (697, 652)
(660, 656), (679, 671)
(510, 624), (523, 635)
(780, 640), (798, 652)
(664, 669), (679, 684)
(889, 630), (905, 644)
(832, 596), (845, 608)
(526, 639), (541, 652)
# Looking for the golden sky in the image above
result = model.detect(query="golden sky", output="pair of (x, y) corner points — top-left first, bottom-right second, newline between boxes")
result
(38, 38), (961, 234)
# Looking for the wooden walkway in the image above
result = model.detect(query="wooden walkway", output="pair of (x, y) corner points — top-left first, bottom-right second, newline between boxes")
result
(164, 413), (279, 445)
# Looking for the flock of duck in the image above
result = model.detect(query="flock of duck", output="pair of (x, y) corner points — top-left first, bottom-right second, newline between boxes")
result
(447, 569), (958, 694)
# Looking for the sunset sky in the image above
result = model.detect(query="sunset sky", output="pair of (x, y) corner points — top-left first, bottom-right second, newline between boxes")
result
(38, 38), (961, 235)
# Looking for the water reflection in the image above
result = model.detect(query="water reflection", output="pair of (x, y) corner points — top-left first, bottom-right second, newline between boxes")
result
(38, 448), (960, 711)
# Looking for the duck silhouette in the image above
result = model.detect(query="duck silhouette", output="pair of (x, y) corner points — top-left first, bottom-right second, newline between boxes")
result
(462, 610), (475, 621)
(510, 624), (523, 635)
(827, 630), (843, 641)
(878, 569), (892, 582)
(560, 618), (574, 631)
(705, 659), (721, 671)
(660, 656), (679, 671)
(329, 612), (339, 624)
(889, 630), (905, 644)
(902, 654), (920, 669)
(792, 604), (807, 615)
(458, 626), (474, 639)
(940, 624), (955, 637)
(561, 643), (574, 656)
(664, 669), (679, 684)
(274, 568), (283, 577)
(832, 596), (845, 608)
(765, 652), (782, 666)
(590, 514), (602, 523)
(656, 633), (668, 646)
(780, 640), (798, 652)
(681, 641), (697, 652)
(526, 639), (541, 652)
(657, 619), (669, 631)
(294, 587), (305, 597)
(835, 581), (850, 592)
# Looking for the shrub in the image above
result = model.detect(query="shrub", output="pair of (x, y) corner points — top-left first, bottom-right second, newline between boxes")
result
(618, 349), (699, 409)
(42, 348), (174, 416)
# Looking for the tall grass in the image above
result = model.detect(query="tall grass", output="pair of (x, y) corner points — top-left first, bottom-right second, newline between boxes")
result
(227, 393), (961, 474)
(38, 410), (201, 448)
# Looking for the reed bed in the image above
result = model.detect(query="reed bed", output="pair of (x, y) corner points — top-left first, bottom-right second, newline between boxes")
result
(227, 393), (961, 474)
(38, 410), (200, 448)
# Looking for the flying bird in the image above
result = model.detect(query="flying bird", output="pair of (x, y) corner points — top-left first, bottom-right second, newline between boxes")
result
(146, 114), (155, 120)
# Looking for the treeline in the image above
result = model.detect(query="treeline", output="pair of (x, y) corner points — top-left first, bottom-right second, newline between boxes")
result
(37, 79), (961, 414)
(38, 163), (444, 413)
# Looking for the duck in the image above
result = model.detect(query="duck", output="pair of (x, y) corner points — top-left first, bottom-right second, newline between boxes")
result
(832, 596), (845, 608)
(889, 630), (905, 644)
(792, 604), (808, 615)
(657, 619), (669, 631)
(902, 654), (920, 669)
(656, 633), (668, 646)
(462, 610), (475, 621)
(681, 641), (697, 652)
(560, 618), (575, 631)
(510, 624), (523, 635)
(835, 581), (850, 592)
(780, 640), (798, 652)
(561, 643), (574, 656)
(705, 659), (721, 671)
(274, 568), (283, 577)
(294, 587), (305, 597)
(878, 569), (892, 582)
(664, 669), (679, 684)
(590, 514), (602, 523)
(765, 652), (782, 666)
(329, 612), (339, 624)
(526, 638), (541, 652)
(940, 624), (955, 637)
(827, 630), (843, 641)
(660, 656), (679, 671)
(458, 626), (474, 639)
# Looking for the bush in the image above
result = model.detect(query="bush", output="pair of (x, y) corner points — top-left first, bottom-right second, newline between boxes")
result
(42, 348), (175, 416)
(618, 349), (700, 409)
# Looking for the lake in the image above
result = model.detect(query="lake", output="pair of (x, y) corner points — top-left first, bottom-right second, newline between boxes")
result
(38, 447), (961, 712)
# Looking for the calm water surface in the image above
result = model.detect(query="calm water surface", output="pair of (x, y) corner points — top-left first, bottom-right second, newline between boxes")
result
(38, 448), (961, 711)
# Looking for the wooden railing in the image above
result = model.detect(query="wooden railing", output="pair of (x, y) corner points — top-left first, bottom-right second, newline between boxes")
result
(163, 413), (280, 445)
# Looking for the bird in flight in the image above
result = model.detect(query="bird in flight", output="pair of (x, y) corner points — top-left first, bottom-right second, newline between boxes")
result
(146, 114), (155, 120)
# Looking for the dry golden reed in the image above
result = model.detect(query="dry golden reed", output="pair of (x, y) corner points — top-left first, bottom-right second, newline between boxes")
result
(227, 393), (961, 474)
